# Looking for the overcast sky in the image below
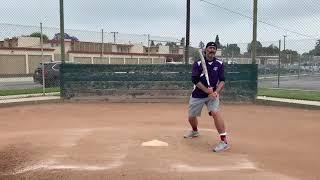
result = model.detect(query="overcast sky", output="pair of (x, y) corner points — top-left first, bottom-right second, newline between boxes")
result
(1, 0), (320, 53)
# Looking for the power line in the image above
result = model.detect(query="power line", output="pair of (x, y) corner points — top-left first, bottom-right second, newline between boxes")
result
(0, 22), (103, 34)
(0, 22), (179, 42)
(200, 0), (316, 39)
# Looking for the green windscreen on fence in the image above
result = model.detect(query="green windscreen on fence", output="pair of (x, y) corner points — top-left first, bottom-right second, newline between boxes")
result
(60, 64), (257, 102)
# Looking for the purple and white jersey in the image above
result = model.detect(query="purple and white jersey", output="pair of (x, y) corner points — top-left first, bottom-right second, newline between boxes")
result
(191, 57), (225, 98)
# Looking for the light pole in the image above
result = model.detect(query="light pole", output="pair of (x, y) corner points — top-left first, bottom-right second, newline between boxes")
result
(283, 35), (286, 51)
(147, 34), (151, 62)
(101, 29), (104, 60)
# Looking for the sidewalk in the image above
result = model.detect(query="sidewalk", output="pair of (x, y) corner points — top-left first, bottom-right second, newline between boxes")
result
(0, 93), (61, 107)
(0, 77), (33, 83)
(0, 92), (60, 100)
(256, 96), (320, 109)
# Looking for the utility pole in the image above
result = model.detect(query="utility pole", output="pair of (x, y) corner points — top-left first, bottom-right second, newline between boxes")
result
(59, 0), (65, 63)
(252, 0), (258, 64)
(147, 34), (151, 62)
(101, 29), (104, 60)
(185, 0), (190, 64)
(111, 32), (118, 43)
(283, 35), (287, 64)
(283, 35), (286, 51)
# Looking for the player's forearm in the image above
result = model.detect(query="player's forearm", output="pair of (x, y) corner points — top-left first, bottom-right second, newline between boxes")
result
(192, 76), (211, 94)
(196, 82), (211, 94)
(215, 81), (225, 94)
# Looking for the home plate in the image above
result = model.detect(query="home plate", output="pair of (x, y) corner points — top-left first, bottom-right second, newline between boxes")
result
(141, 140), (168, 147)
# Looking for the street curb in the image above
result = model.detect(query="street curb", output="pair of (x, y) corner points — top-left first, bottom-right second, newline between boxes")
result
(0, 92), (60, 100)
(255, 99), (320, 110)
(0, 97), (61, 108)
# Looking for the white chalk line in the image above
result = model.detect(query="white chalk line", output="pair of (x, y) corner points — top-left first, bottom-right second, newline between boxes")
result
(170, 158), (257, 172)
(9, 128), (128, 175)
(12, 160), (123, 174)
(11, 153), (127, 175)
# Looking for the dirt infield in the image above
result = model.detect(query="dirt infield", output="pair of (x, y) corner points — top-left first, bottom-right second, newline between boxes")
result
(0, 102), (319, 180)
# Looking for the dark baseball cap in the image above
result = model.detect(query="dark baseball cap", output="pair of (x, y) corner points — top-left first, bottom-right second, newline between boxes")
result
(205, 42), (217, 49)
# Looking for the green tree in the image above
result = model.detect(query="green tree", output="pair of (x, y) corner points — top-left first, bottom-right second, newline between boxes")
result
(30, 32), (49, 42)
(189, 47), (201, 62)
(222, 44), (240, 56)
(228, 44), (240, 56)
(180, 38), (185, 46)
(215, 35), (221, 49)
(199, 41), (205, 49)
(261, 44), (279, 56)
(247, 41), (263, 55)
(150, 40), (155, 46)
(165, 42), (177, 47)
(308, 39), (320, 56)
(281, 49), (299, 64)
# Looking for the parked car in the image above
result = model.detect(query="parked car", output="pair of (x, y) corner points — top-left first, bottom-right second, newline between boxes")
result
(33, 61), (61, 87)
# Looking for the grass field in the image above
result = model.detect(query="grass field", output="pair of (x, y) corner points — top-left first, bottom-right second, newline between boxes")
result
(0, 87), (60, 96)
(258, 88), (320, 101)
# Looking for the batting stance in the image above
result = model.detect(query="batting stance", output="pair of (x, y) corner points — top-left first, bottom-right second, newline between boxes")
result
(184, 42), (229, 152)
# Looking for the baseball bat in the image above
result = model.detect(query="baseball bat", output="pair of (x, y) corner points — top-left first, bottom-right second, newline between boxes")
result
(198, 49), (211, 87)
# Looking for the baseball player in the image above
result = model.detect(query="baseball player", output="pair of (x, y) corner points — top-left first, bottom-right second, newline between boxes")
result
(184, 42), (229, 152)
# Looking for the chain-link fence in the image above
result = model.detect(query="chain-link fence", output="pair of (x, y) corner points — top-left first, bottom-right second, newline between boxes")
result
(1, 21), (319, 101)
(0, 23), (184, 100)
(255, 39), (320, 91)
(188, 39), (320, 91)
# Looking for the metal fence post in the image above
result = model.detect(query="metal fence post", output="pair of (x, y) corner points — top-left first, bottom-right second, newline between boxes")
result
(40, 22), (46, 95)
(298, 54), (301, 79)
(278, 40), (281, 88)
